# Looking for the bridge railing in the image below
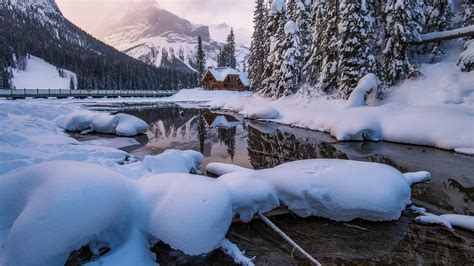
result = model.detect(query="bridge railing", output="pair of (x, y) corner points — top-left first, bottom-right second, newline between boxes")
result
(0, 89), (178, 99)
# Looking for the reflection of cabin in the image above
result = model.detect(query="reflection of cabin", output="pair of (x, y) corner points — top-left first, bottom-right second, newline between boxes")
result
(201, 109), (240, 128)
(201, 67), (250, 91)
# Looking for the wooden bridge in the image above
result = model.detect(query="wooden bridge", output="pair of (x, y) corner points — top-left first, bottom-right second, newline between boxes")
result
(0, 89), (177, 100)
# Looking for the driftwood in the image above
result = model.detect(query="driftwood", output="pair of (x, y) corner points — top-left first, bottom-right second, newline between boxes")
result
(411, 25), (474, 45)
(257, 212), (322, 266)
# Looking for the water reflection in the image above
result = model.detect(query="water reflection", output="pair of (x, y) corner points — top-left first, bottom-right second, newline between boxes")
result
(119, 104), (473, 265)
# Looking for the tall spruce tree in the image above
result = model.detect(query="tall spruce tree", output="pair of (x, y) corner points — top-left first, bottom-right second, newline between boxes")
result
(423, 0), (453, 61)
(277, 20), (303, 96)
(318, 0), (339, 93)
(195, 35), (207, 82)
(382, 0), (424, 85)
(248, 0), (268, 90)
(288, 0), (313, 81)
(262, 0), (288, 97)
(337, 0), (377, 99)
(226, 29), (237, 69)
(305, 0), (328, 84)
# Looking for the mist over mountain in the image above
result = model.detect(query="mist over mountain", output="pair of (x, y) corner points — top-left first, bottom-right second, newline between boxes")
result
(57, 0), (250, 73)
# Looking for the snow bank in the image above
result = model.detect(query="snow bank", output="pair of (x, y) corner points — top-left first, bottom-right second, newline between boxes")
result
(141, 149), (203, 175)
(415, 213), (474, 231)
(82, 137), (140, 149)
(403, 171), (432, 185)
(211, 159), (413, 222)
(207, 162), (251, 176)
(458, 39), (474, 71)
(11, 55), (76, 90)
(162, 88), (252, 103)
(0, 161), (135, 266)
(56, 111), (148, 137)
(345, 73), (379, 108)
(454, 148), (474, 156)
(243, 106), (280, 120)
(210, 62), (474, 152)
(139, 173), (233, 256)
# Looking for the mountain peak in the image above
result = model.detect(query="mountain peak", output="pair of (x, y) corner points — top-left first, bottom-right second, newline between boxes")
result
(4, 0), (61, 14)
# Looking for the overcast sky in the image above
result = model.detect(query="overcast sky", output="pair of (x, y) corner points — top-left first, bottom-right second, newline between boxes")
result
(56, 0), (254, 35)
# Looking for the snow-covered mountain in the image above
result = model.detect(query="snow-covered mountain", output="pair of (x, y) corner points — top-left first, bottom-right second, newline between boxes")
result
(1, 0), (194, 89)
(97, 1), (249, 73)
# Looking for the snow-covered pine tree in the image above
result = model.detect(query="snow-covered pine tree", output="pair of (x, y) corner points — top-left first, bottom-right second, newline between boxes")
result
(337, 0), (377, 99)
(195, 35), (207, 83)
(276, 20), (303, 96)
(288, 0), (312, 81)
(217, 47), (225, 67)
(261, 0), (287, 97)
(318, 0), (339, 93)
(461, 0), (473, 27)
(424, 0), (453, 32)
(382, 0), (424, 86)
(226, 29), (237, 69)
(249, 0), (268, 90)
(423, 0), (453, 61)
(305, 0), (328, 84)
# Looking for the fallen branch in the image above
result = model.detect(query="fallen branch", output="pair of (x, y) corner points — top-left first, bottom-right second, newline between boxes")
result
(220, 238), (255, 266)
(257, 212), (321, 266)
(411, 25), (474, 44)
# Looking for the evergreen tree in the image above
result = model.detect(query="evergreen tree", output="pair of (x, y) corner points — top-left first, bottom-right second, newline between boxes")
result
(248, 0), (268, 90)
(423, 0), (453, 62)
(288, 0), (312, 81)
(217, 48), (225, 67)
(261, 0), (287, 97)
(305, 0), (328, 84)
(195, 35), (206, 83)
(69, 77), (75, 90)
(424, 0), (452, 32)
(382, 0), (424, 85)
(276, 20), (303, 97)
(226, 29), (237, 69)
(318, 0), (339, 93)
(461, 0), (473, 27)
(337, 0), (377, 99)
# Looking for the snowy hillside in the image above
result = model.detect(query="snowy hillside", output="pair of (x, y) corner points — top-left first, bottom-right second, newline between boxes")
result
(99, 1), (249, 72)
(11, 55), (76, 90)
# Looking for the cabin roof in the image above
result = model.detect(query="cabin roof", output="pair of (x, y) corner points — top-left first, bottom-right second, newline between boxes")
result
(203, 67), (251, 87)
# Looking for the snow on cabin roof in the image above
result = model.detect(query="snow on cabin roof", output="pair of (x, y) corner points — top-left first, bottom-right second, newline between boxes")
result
(205, 67), (251, 87)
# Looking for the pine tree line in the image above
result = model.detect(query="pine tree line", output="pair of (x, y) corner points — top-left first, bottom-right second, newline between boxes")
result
(0, 2), (197, 90)
(248, 0), (459, 99)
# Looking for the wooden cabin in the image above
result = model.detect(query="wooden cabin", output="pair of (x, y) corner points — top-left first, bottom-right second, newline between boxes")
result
(201, 67), (250, 91)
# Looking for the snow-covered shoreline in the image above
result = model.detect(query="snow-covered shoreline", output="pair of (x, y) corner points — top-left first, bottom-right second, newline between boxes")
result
(208, 62), (474, 154)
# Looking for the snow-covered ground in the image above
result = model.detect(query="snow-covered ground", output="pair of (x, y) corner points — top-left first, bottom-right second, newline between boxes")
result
(11, 55), (77, 90)
(209, 61), (474, 153)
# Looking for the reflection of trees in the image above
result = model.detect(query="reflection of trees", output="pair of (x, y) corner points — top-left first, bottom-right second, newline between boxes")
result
(197, 113), (207, 154)
(247, 126), (348, 170)
(218, 127), (237, 160)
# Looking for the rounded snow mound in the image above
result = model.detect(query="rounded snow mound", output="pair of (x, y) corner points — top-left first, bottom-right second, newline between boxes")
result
(56, 111), (148, 137)
(139, 174), (233, 256)
(0, 161), (135, 266)
(212, 159), (412, 222)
